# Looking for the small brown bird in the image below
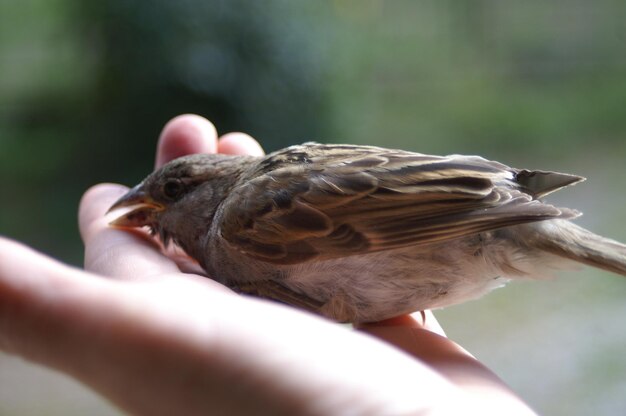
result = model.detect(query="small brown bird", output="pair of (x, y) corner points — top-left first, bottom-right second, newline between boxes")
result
(108, 143), (626, 323)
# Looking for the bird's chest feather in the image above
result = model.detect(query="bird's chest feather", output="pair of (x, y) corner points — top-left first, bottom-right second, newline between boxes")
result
(210, 230), (539, 322)
(284, 238), (512, 322)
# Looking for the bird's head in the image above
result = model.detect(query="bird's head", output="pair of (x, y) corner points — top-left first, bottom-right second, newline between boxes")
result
(108, 153), (253, 255)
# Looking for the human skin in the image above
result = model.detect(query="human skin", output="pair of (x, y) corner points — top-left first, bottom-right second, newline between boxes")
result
(0, 114), (536, 415)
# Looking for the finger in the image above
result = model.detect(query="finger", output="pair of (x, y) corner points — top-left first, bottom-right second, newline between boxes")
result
(0, 237), (109, 363)
(356, 313), (531, 410)
(362, 324), (531, 412)
(420, 310), (447, 336)
(79, 183), (181, 279)
(357, 312), (479, 374)
(218, 132), (265, 156)
(357, 311), (446, 337)
(155, 114), (219, 168)
(358, 321), (474, 363)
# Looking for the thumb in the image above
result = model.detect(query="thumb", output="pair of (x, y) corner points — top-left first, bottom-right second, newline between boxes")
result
(79, 183), (181, 280)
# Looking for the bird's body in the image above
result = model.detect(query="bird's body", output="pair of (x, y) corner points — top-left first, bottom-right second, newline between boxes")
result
(207, 225), (546, 322)
(110, 143), (626, 323)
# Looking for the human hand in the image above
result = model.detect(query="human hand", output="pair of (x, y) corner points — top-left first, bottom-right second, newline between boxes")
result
(0, 115), (536, 415)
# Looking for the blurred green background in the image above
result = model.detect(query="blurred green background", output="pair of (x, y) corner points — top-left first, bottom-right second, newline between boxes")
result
(1, 1), (625, 415)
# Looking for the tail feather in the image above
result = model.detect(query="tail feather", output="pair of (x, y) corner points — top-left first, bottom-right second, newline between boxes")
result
(515, 170), (585, 198)
(535, 220), (626, 276)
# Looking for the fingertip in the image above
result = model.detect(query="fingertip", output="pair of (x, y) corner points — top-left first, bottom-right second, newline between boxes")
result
(218, 132), (265, 156)
(79, 184), (180, 279)
(79, 183), (129, 243)
(356, 311), (446, 337)
(0, 236), (27, 260)
(156, 114), (219, 167)
(420, 311), (447, 337)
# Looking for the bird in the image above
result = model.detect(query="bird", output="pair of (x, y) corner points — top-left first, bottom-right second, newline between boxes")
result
(108, 143), (626, 323)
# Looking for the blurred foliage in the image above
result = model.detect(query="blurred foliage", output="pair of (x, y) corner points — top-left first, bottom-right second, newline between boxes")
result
(327, 1), (626, 155)
(0, 0), (332, 262)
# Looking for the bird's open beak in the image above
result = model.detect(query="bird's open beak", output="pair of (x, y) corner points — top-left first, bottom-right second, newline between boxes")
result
(107, 183), (165, 227)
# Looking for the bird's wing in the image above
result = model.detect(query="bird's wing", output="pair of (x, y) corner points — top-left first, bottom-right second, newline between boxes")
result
(219, 144), (580, 264)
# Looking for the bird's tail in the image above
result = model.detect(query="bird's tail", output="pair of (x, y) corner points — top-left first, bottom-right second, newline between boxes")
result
(534, 220), (626, 276)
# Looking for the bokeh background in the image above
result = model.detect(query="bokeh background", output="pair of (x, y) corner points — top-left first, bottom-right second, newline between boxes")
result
(1, 1), (625, 414)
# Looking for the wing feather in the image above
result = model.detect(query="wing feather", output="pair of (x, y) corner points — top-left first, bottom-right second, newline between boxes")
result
(219, 143), (580, 264)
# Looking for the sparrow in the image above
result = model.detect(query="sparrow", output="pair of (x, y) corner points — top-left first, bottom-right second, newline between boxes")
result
(108, 143), (626, 323)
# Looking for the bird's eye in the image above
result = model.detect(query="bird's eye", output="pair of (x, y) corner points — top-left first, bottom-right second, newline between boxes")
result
(163, 179), (184, 200)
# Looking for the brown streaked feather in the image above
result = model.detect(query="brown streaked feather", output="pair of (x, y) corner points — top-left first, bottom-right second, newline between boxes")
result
(220, 143), (581, 264)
